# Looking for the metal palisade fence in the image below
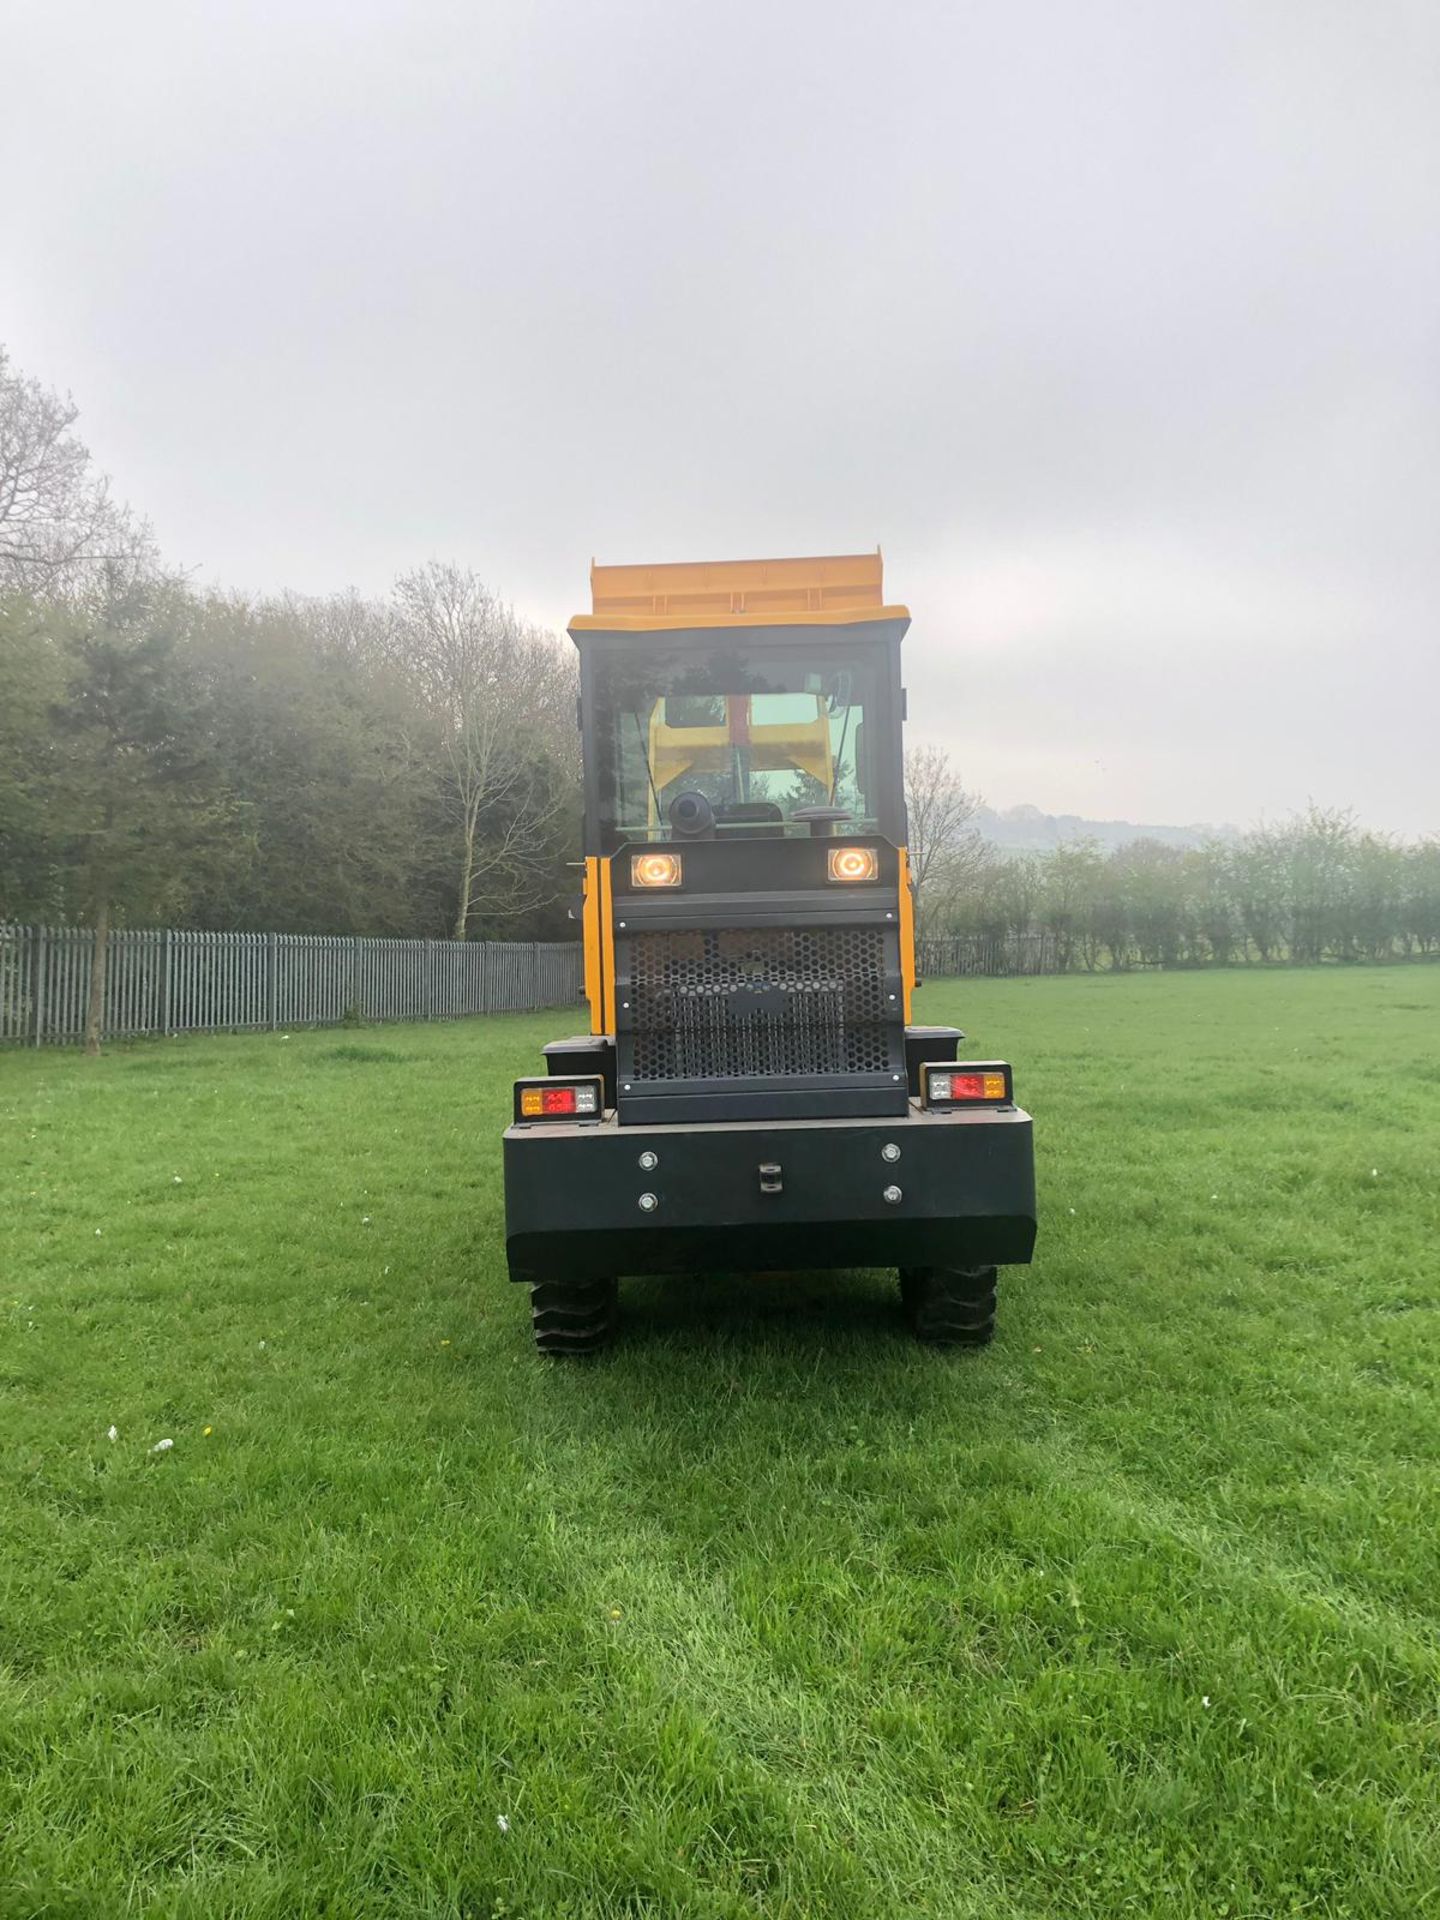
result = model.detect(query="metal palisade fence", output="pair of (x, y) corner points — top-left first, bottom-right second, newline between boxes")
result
(0, 926), (585, 1047)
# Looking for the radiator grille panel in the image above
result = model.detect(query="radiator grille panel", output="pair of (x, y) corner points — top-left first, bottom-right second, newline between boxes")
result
(625, 927), (892, 1081)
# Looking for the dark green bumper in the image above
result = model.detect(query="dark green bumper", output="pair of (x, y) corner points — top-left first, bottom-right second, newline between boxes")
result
(503, 1105), (1036, 1283)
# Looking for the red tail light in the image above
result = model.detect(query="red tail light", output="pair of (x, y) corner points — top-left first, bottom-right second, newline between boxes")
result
(514, 1077), (603, 1122)
(920, 1062), (1013, 1109)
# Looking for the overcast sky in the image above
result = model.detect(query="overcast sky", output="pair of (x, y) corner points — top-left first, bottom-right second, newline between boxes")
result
(5, 0), (1437, 832)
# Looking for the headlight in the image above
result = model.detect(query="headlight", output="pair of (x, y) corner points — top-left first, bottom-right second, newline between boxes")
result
(827, 846), (878, 883)
(631, 851), (683, 888)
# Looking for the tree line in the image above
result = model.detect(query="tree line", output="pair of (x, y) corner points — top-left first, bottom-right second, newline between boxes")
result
(0, 347), (580, 948)
(4, 341), (1435, 1055)
(907, 748), (1440, 970)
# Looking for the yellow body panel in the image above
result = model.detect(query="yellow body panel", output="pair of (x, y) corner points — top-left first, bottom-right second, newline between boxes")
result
(898, 845), (916, 1025)
(582, 857), (604, 1035)
(584, 550), (888, 624)
(573, 603), (911, 634)
(599, 853), (616, 1037)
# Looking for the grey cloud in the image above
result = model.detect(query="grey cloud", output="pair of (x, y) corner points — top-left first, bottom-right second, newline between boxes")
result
(3, 0), (1435, 829)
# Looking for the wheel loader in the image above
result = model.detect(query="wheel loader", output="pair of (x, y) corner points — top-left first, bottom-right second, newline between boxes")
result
(503, 551), (1036, 1351)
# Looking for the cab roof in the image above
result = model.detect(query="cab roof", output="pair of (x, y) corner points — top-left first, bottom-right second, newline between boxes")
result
(569, 549), (911, 635)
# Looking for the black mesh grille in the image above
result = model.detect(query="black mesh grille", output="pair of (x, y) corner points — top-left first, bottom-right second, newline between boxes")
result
(625, 927), (892, 1081)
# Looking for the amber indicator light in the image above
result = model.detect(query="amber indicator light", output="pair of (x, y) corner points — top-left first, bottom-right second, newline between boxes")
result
(631, 852), (683, 888)
(827, 846), (879, 883)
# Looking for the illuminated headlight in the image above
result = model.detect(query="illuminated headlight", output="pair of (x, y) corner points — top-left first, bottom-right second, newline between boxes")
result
(827, 846), (879, 883)
(631, 851), (683, 888)
(921, 1062), (1012, 1108)
(515, 1077), (603, 1121)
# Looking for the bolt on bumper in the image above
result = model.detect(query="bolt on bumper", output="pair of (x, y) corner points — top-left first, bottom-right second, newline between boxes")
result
(503, 1104), (1036, 1283)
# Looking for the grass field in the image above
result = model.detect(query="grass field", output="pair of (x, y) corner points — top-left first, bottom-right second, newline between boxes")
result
(2, 967), (1438, 1919)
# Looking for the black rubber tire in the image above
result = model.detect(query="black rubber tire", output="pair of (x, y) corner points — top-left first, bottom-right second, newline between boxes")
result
(530, 1277), (619, 1355)
(899, 1266), (998, 1346)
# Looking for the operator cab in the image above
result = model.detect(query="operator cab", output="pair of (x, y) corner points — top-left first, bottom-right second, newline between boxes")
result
(581, 629), (906, 855)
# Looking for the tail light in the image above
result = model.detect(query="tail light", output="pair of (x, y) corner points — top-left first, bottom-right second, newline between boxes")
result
(920, 1061), (1012, 1109)
(514, 1077), (604, 1122)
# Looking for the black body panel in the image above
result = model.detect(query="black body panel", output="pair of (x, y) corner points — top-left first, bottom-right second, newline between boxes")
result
(544, 1036), (618, 1109)
(504, 1104), (1036, 1282)
(611, 834), (900, 902)
(545, 1028), (959, 1112)
(612, 836), (907, 1126)
(904, 1024), (965, 1094)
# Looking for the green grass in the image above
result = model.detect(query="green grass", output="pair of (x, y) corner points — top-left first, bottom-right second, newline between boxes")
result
(2, 967), (1439, 1919)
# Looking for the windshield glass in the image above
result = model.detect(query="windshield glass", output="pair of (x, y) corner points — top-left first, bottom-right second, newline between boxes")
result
(593, 643), (885, 848)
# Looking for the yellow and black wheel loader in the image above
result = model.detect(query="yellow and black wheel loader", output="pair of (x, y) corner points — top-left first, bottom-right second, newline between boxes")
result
(503, 552), (1036, 1351)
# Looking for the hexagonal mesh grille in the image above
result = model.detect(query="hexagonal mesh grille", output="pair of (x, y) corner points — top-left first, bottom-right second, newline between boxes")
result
(625, 927), (892, 1080)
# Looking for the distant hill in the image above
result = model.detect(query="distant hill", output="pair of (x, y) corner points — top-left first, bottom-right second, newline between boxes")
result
(975, 803), (1240, 855)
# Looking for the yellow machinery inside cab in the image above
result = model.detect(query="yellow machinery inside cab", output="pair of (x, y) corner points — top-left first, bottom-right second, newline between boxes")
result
(646, 694), (833, 825)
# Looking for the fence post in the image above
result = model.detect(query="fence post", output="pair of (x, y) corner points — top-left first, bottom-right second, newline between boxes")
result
(32, 925), (46, 1047)
(351, 935), (361, 1018)
(268, 932), (278, 1029)
(423, 939), (433, 1019)
(161, 927), (173, 1037)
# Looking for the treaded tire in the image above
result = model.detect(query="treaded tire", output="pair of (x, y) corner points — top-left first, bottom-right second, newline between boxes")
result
(530, 1278), (619, 1356)
(899, 1266), (998, 1346)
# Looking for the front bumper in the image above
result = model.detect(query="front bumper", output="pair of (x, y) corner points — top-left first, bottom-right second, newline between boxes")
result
(503, 1103), (1036, 1283)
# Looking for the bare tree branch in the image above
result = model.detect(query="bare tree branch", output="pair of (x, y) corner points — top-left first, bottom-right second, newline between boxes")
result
(390, 562), (578, 937)
(0, 346), (156, 597)
(904, 744), (989, 934)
